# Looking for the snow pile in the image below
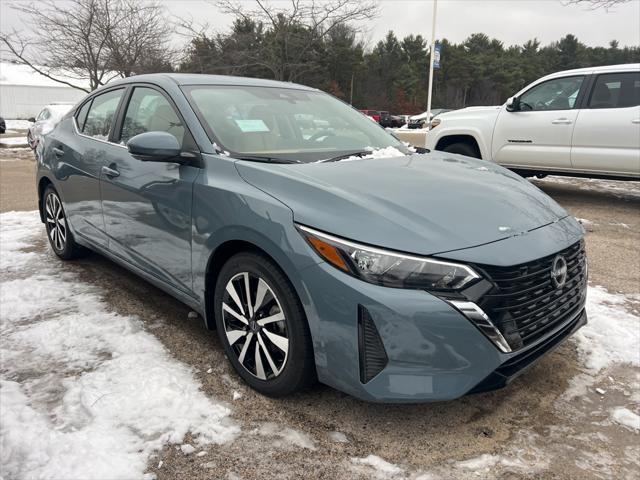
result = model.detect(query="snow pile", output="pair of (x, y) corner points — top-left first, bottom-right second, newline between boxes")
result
(611, 408), (640, 432)
(317, 146), (407, 163)
(0, 211), (239, 479)
(0, 136), (29, 148)
(343, 146), (407, 162)
(575, 286), (640, 372)
(5, 119), (33, 130)
(351, 455), (404, 478)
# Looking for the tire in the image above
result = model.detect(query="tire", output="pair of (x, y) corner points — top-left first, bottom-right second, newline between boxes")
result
(43, 185), (88, 260)
(214, 252), (315, 396)
(442, 142), (480, 159)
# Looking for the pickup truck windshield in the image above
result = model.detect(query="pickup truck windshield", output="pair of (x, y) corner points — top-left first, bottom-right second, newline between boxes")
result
(183, 85), (408, 163)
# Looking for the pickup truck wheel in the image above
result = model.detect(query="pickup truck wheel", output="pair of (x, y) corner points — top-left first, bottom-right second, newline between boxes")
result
(442, 142), (480, 159)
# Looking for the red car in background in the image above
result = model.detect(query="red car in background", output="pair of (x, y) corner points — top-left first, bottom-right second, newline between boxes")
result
(359, 109), (381, 122)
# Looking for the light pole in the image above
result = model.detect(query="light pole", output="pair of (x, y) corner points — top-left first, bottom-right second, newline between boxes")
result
(425, 0), (438, 146)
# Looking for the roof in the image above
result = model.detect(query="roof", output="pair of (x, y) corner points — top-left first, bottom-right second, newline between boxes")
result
(108, 72), (316, 91)
(541, 63), (640, 80)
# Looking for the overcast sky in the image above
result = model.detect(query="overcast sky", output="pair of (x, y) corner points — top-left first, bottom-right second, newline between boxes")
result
(2, 0), (639, 51)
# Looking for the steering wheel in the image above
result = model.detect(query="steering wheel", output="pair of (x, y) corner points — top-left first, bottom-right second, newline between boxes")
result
(308, 131), (335, 142)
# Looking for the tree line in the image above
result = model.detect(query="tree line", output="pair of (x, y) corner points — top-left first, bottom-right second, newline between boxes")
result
(2, 0), (638, 113)
(181, 22), (640, 114)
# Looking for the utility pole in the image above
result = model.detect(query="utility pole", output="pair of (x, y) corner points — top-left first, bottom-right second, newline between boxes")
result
(425, 0), (438, 146)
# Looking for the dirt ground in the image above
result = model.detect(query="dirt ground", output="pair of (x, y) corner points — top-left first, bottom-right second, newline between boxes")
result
(1, 146), (638, 479)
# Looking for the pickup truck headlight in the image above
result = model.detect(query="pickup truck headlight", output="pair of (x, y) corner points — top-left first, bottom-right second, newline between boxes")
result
(430, 118), (441, 129)
(298, 225), (480, 291)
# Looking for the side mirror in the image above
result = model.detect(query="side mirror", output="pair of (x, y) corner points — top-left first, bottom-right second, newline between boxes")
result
(28, 117), (36, 123)
(505, 96), (519, 112)
(127, 131), (182, 162)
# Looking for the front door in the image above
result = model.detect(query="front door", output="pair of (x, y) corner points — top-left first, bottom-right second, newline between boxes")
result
(100, 86), (200, 294)
(492, 75), (586, 170)
(571, 71), (640, 176)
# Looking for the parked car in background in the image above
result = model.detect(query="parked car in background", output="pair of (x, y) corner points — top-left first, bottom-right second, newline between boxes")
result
(27, 103), (74, 149)
(427, 64), (640, 180)
(408, 108), (451, 129)
(359, 109), (381, 122)
(379, 111), (405, 128)
(37, 73), (587, 402)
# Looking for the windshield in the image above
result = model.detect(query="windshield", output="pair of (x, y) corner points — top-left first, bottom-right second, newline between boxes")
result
(182, 85), (408, 163)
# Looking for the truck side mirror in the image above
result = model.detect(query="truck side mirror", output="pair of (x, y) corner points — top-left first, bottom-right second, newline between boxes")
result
(505, 96), (519, 112)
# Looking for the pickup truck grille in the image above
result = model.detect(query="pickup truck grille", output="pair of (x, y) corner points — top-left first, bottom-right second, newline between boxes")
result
(475, 240), (587, 350)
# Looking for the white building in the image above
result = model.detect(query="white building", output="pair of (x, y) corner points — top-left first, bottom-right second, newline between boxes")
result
(0, 62), (91, 119)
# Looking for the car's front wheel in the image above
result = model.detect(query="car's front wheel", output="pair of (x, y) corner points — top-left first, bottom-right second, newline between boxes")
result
(43, 185), (87, 260)
(214, 252), (315, 396)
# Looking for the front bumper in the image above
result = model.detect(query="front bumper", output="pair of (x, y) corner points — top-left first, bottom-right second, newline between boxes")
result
(296, 219), (586, 403)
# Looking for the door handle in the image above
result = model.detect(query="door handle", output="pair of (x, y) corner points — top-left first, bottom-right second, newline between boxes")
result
(551, 118), (573, 125)
(101, 165), (120, 178)
(632, 119), (640, 124)
(52, 147), (64, 157)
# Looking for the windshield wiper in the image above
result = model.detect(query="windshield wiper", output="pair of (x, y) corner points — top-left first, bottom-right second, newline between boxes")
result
(316, 151), (373, 163)
(233, 155), (300, 164)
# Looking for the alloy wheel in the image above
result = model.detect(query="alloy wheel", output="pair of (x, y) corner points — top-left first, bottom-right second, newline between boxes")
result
(222, 272), (289, 380)
(45, 192), (67, 252)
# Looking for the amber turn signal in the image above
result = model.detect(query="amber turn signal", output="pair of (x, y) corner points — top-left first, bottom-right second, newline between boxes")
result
(306, 235), (350, 272)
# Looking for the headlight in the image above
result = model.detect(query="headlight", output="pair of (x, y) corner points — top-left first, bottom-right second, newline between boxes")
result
(298, 225), (480, 291)
(430, 118), (441, 129)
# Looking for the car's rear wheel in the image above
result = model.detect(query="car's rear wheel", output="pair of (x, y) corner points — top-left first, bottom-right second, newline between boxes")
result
(442, 142), (480, 158)
(43, 185), (87, 260)
(214, 252), (315, 396)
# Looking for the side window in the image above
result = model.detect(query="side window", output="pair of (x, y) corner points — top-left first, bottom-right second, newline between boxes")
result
(120, 87), (185, 147)
(37, 109), (50, 121)
(588, 72), (640, 109)
(519, 76), (585, 111)
(76, 100), (92, 131)
(83, 89), (124, 141)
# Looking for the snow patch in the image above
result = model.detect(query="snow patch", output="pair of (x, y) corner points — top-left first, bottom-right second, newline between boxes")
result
(5, 119), (33, 130)
(575, 286), (640, 372)
(351, 455), (404, 478)
(611, 408), (640, 431)
(328, 431), (349, 443)
(0, 211), (239, 479)
(256, 422), (316, 450)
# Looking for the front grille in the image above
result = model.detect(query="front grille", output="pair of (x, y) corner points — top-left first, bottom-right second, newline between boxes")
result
(474, 240), (587, 350)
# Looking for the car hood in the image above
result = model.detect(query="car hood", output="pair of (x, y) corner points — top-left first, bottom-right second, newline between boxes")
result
(235, 152), (569, 256)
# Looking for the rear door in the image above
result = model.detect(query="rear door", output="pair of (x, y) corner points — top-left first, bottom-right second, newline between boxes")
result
(100, 85), (201, 294)
(571, 70), (640, 176)
(55, 88), (126, 248)
(492, 75), (587, 170)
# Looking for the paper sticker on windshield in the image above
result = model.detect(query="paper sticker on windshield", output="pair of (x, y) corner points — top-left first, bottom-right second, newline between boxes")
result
(235, 119), (270, 133)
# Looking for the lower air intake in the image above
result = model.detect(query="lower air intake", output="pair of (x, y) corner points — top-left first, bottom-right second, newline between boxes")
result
(358, 305), (388, 383)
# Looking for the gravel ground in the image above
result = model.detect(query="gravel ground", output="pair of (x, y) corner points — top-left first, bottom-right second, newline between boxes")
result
(1, 145), (638, 479)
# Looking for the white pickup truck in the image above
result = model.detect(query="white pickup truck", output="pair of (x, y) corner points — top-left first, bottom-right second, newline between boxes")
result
(425, 64), (640, 180)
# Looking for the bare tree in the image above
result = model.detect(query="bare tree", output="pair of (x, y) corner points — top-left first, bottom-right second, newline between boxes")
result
(0, 0), (173, 92)
(211, 0), (378, 81)
(103, 0), (175, 77)
(562, 0), (632, 9)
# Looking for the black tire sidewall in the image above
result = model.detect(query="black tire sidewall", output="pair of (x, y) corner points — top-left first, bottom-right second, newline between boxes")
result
(214, 252), (314, 396)
(443, 142), (479, 159)
(43, 186), (82, 260)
